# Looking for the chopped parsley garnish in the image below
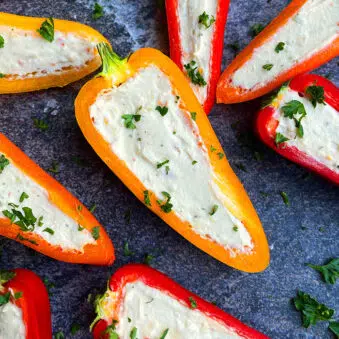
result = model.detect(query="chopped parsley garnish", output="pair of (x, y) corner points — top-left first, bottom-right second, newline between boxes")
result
(280, 191), (289, 206)
(144, 190), (152, 207)
(198, 11), (215, 28)
(38, 216), (44, 227)
(144, 253), (154, 265)
(157, 159), (169, 169)
(281, 100), (307, 138)
(250, 23), (265, 37)
(0, 292), (10, 306)
(123, 242), (134, 256)
(92, 2), (104, 20)
(43, 227), (54, 235)
(307, 258), (339, 285)
(190, 112), (197, 121)
(48, 161), (59, 174)
(33, 118), (49, 131)
(19, 192), (29, 203)
(91, 226), (100, 240)
(160, 328), (169, 339)
(105, 322), (119, 339)
(121, 114), (141, 129)
(130, 327), (137, 339)
(0, 155), (9, 174)
(89, 204), (97, 213)
(0, 73), (5, 78)
(275, 42), (285, 53)
(217, 152), (224, 160)
(165, 166), (170, 175)
(156, 192), (173, 213)
(54, 331), (65, 339)
(0, 270), (16, 286)
(37, 18), (54, 42)
(329, 322), (339, 337)
(209, 204), (218, 216)
(43, 278), (55, 295)
(210, 145), (216, 152)
(263, 63), (273, 71)
(70, 323), (81, 335)
(306, 85), (325, 108)
(184, 61), (207, 87)
(78, 225), (84, 231)
(293, 291), (334, 328)
(16, 234), (38, 246)
(14, 291), (23, 300)
(233, 226), (238, 232)
(156, 106), (168, 116)
(3, 206), (37, 232)
(192, 160), (197, 165)
(189, 296), (197, 309)
(0, 35), (4, 48)
(275, 132), (289, 146)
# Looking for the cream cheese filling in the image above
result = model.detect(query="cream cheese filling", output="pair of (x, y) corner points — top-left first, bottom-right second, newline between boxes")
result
(0, 299), (26, 339)
(0, 157), (95, 251)
(232, 0), (339, 90)
(275, 87), (339, 173)
(115, 281), (243, 339)
(90, 65), (253, 253)
(178, 0), (218, 104)
(0, 26), (97, 78)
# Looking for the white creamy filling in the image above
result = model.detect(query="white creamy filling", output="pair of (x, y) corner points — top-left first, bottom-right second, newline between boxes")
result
(0, 300), (26, 339)
(232, 0), (339, 90)
(0, 26), (97, 78)
(90, 65), (253, 252)
(178, 0), (217, 103)
(0, 159), (95, 251)
(115, 281), (243, 339)
(275, 87), (339, 172)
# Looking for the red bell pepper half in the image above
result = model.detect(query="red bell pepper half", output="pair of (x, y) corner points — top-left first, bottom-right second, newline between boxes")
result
(91, 264), (268, 338)
(166, 0), (230, 114)
(0, 268), (52, 339)
(256, 74), (339, 184)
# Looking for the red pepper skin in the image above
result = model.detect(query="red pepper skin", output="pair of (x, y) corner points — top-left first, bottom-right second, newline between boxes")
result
(165, 0), (230, 114)
(256, 74), (339, 185)
(92, 264), (269, 339)
(2, 269), (52, 339)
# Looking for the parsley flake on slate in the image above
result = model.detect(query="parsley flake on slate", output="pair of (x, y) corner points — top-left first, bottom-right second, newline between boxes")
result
(250, 23), (265, 37)
(190, 112), (197, 121)
(92, 2), (104, 20)
(156, 192), (173, 213)
(0, 35), (4, 48)
(275, 132), (289, 146)
(184, 61), (207, 87)
(157, 159), (169, 169)
(33, 118), (49, 131)
(0, 155), (9, 173)
(156, 106), (168, 116)
(280, 191), (289, 206)
(37, 18), (54, 42)
(307, 258), (339, 285)
(306, 85), (325, 108)
(293, 291), (334, 328)
(48, 161), (59, 174)
(275, 42), (285, 53)
(263, 64), (273, 71)
(160, 328), (169, 339)
(209, 204), (218, 216)
(92, 226), (100, 240)
(123, 242), (134, 256)
(189, 296), (197, 309)
(54, 331), (65, 339)
(122, 114), (141, 129)
(43, 278), (55, 295)
(198, 11), (215, 29)
(70, 323), (81, 335)
(144, 253), (154, 265)
(144, 190), (152, 206)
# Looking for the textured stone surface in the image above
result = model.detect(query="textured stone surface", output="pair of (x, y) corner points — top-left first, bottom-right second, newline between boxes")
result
(0, 0), (338, 338)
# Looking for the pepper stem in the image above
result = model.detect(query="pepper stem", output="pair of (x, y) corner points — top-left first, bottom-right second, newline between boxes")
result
(97, 42), (128, 78)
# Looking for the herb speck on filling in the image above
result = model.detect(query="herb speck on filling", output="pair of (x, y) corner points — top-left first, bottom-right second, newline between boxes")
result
(0, 35), (4, 48)
(209, 204), (218, 216)
(156, 106), (168, 116)
(281, 100), (307, 138)
(263, 63), (273, 71)
(189, 296), (197, 309)
(198, 11), (215, 29)
(156, 192), (173, 213)
(0, 155), (10, 173)
(37, 17), (55, 42)
(275, 42), (285, 53)
(157, 159), (169, 169)
(91, 226), (100, 240)
(184, 61), (207, 87)
(190, 112), (197, 121)
(275, 132), (289, 146)
(305, 85), (325, 108)
(143, 190), (152, 206)
(160, 328), (169, 339)
(122, 114), (141, 129)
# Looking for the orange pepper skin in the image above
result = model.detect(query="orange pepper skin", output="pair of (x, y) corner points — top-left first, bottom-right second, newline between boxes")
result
(0, 12), (109, 94)
(0, 133), (115, 265)
(216, 0), (339, 104)
(75, 46), (269, 273)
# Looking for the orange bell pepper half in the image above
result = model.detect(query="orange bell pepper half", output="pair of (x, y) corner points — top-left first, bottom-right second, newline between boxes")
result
(0, 133), (114, 265)
(75, 43), (269, 272)
(217, 0), (339, 104)
(0, 12), (109, 94)
(0, 268), (52, 339)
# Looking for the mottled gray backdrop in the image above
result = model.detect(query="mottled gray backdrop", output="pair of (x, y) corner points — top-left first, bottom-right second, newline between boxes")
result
(0, 1), (338, 338)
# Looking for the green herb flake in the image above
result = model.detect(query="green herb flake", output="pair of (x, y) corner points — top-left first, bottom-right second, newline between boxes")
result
(156, 106), (169, 117)
(160, 328), (169, 339)
(250, 23), (265, 37)
(70, 323), (81, 335)
(92, 226), (100, 240)
(14, 291), (23, 300)
(156, 191), (173, 213)
(43, 278), (55, 295)
(307, 258), (339, 285)
(306, 85), (325, 108)
(233, 226), (238, 232)
(130, 327), (137, 339)
(0, 270), (16, 287)
(275, 132), (289, 146)
(192, 160), (197, 165)
(198, 11), (215, 28)
(281, 100), (307, 138)
(0, 292), (10, 306)
(144, 253), (154, 265)
(189, 296), (197, 309)
(89, 204), (97, 213)
(54, 331), (65, 339)
(190, 112), (197, 121)
(293, 291), (334, 328)
(275, 42), (285, 53)
(280, 191), (289, 206)
(157, 159), (169, 169)
(144, 190), (152, 207)
(210, 145), (216, 153)
(48, 161), (59, 174)
(184, 61), (207, 87)
(78, 224), (84, 231)
(0, 155), (10, 174)
(329, 321), (339, 337)
(33, 118), (49, 131)
(19, 192), (29, 203)
(38, 216), (44, 227)
(3, 206), (37, 232)
(92, 2), (104, 20)
(43, 227), (54, 235)
(121, 114), (141, 129)
(217, 152), (224, 160)
(0, 35), (4, 48)
(37, 18), (54, 42)
(209, 204), (218, 216)
(123, 242), (134, 257)
(0, 73), (5, 78)
(263, 63), (273, 71)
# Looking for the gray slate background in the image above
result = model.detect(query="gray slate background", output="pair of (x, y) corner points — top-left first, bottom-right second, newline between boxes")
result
(0, 0), (338, 338)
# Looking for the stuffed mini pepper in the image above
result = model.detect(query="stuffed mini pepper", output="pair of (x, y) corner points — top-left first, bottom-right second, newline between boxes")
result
(91, 264), (269, 339)
(256, 74), (339, 184)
